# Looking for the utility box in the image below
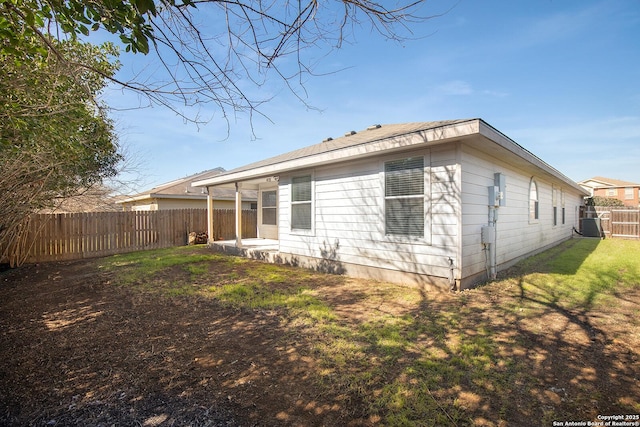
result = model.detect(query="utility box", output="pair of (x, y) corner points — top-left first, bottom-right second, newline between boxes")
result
(494, 173), (506, 206)
(488, 186), (500, 207)
(581, 218), (602, 238)
(481, 225), (495, 244)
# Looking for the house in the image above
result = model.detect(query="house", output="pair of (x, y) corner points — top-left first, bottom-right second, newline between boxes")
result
(117, 168), (257, 211)
(193, 119), (588, 291)
(578, 176), (640, 207)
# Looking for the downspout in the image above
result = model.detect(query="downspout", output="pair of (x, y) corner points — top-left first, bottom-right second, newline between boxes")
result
(448, 257), (456, 291)
(488, 206), (498, 280)
(485, 174), (505, 281)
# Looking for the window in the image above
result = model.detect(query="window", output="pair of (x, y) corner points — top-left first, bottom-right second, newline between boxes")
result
(529, 178), (539, 222)
(561, 189), (566, 225)
(291, 175), (312, 230)
(607, 188), (617, 197)
(552, 186), (558, 226)
(262, 190), (277, 225)
(385, 157), (425, 236)
(625, 187), (634, 200)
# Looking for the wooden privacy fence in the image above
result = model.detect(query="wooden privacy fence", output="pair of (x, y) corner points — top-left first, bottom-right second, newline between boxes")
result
(2, 209), (257, 265)
(593, 207), (640, 239)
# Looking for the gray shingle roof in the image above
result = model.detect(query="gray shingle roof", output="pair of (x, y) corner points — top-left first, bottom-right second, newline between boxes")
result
(218, 119), (474, 176)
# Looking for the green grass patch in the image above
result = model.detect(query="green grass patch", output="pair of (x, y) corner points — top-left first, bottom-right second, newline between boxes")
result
(209, 281), (335, 321)
(102, 246), (228, 286)
(511, 238), (640, 310)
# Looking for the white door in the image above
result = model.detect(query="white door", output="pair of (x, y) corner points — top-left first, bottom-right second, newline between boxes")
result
(258, 187), (278, 239)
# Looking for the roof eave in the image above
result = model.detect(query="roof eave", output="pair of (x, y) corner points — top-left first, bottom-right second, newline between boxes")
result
(116, 194), (153, 204)
(194, 119), (481, 187)
(478, 121), (589, 196)
(117, 193), (209, 204)
(194, 118), (587, 197)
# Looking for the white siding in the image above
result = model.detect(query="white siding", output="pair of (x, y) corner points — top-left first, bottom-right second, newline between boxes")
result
(271, 139), (582, 287)
(277, 148), (460, 280)
(460, 145), (583, 282)
(430, 146), (461, 254)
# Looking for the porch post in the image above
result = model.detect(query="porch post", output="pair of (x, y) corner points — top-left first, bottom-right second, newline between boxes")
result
(235, 182), (243, 247)
(206, 187), (214, 243)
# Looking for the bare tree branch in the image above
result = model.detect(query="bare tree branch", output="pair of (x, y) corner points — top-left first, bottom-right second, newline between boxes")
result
(11, 0), (442, 129)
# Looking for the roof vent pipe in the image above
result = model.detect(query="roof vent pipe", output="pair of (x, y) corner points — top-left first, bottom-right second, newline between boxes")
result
(345, 130), (357, 136)
(322, 137), (333, 142)
(367, 124), (382, 130)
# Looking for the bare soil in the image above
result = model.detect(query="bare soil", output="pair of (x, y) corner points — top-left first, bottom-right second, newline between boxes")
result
(0, 247), (638, 426)
(0, 254), (376, 427)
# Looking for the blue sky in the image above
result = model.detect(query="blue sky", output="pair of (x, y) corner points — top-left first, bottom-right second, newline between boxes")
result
(104, 0), (640, 192)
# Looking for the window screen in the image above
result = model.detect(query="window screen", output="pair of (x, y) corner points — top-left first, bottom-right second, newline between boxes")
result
(625, 187), (634, 200)
(552, 187), (558, 226)
(291, 176), (312, 230)
(529, 179), (539, 221)
(561, 190), (565, 225)
(262, 190), (277, 225)
(385, 157), (424, 236)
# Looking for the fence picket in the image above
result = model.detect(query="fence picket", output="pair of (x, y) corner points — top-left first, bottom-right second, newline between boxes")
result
(591, 207), (640, 239)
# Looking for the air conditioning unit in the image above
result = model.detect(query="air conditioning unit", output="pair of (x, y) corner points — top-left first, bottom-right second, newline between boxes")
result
(581, 218), (602, 238)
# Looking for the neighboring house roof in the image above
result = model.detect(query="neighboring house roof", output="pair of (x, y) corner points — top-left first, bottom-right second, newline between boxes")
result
(579, 176), (640, 188)
(117, 167), (256, 204)
(193, 118), (588, 195)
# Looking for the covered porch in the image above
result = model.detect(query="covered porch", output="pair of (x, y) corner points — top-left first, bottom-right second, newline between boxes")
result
(197, 172), (280, 248)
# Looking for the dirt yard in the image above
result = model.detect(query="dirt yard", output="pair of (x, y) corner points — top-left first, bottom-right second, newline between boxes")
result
(0, 243), (638, 426)
(0, 253), (394, 426)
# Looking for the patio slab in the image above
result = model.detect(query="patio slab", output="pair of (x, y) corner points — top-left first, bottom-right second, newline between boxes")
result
(210, 238), (280, 262)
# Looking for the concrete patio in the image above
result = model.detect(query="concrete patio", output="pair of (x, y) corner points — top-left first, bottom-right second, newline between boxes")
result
(209, 238), (281, 262)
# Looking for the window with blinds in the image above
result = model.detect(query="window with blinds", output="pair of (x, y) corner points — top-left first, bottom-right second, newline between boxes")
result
(385, 157), (424, 236)
(262, 190), (277, 225)
(291, 175), (312, 230)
